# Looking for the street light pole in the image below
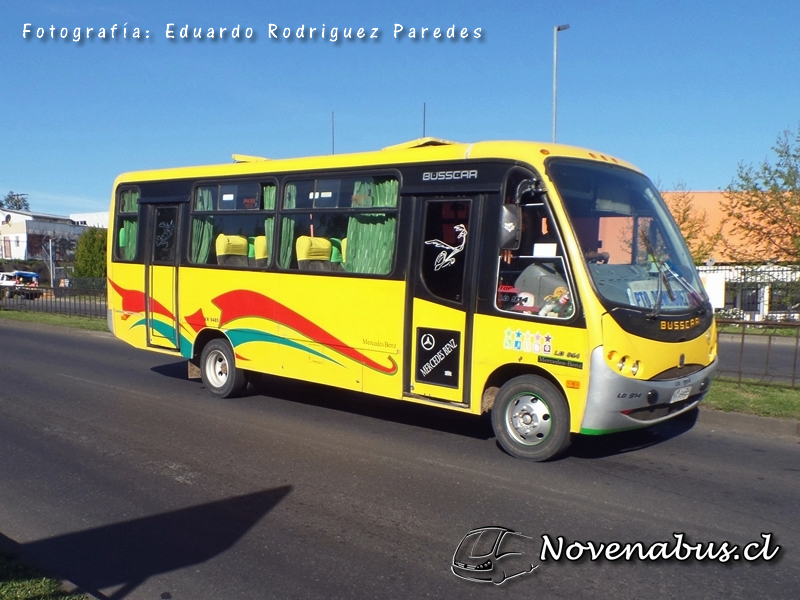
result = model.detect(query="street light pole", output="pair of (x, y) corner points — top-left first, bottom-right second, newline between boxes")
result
(552, 23), (570, 143)
(42, 236), (55, 286)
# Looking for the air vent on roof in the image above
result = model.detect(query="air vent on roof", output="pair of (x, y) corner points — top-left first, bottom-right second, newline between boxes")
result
(232, 154), (270, 163)
(381, 137), (458, 151)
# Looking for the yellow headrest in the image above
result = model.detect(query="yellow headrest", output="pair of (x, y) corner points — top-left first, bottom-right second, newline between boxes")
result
(296, 236), (332, 261)
(216, 234), (248, 256)
(253, 236), (268, 260)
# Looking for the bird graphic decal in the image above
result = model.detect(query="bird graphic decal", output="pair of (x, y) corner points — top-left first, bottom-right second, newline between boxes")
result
(425, 224), (468, 271)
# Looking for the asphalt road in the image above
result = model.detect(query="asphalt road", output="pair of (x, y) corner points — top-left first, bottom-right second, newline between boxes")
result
(0, 319), (798, 599)
(718, 333), (800, 384)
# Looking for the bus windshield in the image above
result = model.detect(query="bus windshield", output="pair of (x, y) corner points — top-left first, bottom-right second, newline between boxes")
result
(546, 159), (707, 314)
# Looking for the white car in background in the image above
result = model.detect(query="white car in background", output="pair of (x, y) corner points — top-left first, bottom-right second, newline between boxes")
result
(0, 270), (44, 299)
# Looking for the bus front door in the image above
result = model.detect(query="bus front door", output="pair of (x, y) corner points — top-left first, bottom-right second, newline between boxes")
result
(145, 204), (180, 351)
(407, 197), (478, 404)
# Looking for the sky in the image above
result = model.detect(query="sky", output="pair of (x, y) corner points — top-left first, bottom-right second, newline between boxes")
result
(1, 0), (799, 217)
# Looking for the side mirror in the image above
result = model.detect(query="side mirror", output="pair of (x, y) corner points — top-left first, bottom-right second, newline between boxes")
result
(499, 204), (521, 250)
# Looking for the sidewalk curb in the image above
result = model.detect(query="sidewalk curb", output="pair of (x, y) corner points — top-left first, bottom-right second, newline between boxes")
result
(698, 407), (800, 438)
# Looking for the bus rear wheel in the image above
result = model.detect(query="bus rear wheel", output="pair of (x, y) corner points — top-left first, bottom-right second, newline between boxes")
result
(200, 339), (247, 399)
(491, 375), (571, 461)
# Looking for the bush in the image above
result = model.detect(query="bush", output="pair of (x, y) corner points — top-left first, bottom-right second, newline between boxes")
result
(73, 228), (107, 278)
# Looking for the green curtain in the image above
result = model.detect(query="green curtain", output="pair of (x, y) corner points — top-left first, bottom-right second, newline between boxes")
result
(279, 184), (296, 268)
(119, 190), (140, 261)
(346, 178), (398, 274)
(190, 188), (214, 264)
(263, 184), (276, 265)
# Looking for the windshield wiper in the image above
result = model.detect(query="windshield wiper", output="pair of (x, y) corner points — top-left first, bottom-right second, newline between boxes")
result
(661, 261), (707, 314)
(641, 231), (675, 319)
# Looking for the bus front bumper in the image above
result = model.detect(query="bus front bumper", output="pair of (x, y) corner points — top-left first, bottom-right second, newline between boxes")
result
(579, 347), (718, 435)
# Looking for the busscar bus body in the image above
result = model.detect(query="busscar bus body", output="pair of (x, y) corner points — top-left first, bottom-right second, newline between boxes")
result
(106, 138), (717, 461)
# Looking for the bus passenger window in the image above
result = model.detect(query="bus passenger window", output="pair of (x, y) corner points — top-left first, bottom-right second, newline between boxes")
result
(279, 176), (398, 275)
(188, 182), (275, 267)
(114, 187), (141, 262)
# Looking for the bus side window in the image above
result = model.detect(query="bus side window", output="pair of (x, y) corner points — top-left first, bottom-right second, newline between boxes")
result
(114, 187), (141, 262)
(497, 205), (574, 319)
(189, 183), (275, 267)
(279, 176), (398, 275)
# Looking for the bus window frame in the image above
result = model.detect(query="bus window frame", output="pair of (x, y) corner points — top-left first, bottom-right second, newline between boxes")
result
(276, 170), (403, 278)
(113, 185), (143, 264)
(186, 178), (280, 270)
(417, 196), (475, 307)
(490, 182), (583, 326)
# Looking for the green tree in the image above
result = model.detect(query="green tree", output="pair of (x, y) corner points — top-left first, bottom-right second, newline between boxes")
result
(73, 227), (108, 278)
(662, 183), (723, 265)
(722, 126), (800, 263)
(1, 191), (30, 211)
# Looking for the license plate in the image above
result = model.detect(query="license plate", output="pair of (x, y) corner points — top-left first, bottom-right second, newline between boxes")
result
(670, 386), (692, 403)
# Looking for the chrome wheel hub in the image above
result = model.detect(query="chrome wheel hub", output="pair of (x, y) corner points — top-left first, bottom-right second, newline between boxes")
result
(508, 394), (552, 445)
(205, 350), (229, 388)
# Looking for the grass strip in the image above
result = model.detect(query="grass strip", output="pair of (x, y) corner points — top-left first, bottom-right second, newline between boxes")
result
(0, 309), (108, 332)
(705, 378), (800, 420)
(0, 550), (87, 600)
(717, 323), (800, 337)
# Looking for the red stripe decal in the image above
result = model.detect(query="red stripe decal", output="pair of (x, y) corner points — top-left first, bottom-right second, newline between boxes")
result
(213, 290), (397, 375)
(108, 278), (175, 321)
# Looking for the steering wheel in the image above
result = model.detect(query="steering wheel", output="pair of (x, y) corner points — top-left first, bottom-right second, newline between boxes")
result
(587, 252), (609, 264)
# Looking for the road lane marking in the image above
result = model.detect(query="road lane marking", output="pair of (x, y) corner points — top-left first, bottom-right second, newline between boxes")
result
(57, 373), (164, 400)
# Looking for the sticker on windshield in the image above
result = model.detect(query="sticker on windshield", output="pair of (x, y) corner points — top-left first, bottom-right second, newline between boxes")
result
(627, 280), (692, 310)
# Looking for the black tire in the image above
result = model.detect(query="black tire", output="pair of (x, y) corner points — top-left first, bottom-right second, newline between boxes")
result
(200, 338), (247, 399)
(491, 375), (571, 461)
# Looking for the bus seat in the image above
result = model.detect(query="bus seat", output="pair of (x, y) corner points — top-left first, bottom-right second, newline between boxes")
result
(330, 238), (345, 271)
(514, 262), (567, 304)
(250, 235), (268, 267)
(296, 236), (332, 270)
(216, 234), (249, 266)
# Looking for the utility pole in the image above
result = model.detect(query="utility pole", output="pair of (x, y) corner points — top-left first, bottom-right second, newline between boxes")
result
(552, 23), (570, 143)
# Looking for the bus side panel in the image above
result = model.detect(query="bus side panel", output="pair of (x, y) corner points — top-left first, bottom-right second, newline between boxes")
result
(177, 269), (405, 398)
(178, 267), (281, 367)
(272, 274), (405, 397)
(471, 313), (590, 432)
(107, 262), (149, 351)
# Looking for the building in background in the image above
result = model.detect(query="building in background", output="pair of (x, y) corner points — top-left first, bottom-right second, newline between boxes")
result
(662, 191), (800, 320)
(0, 208), (90, 265)
(69, 212), (109, 229)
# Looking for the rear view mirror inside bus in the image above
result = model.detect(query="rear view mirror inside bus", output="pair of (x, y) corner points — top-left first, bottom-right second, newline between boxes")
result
(499, 204), (521, 250)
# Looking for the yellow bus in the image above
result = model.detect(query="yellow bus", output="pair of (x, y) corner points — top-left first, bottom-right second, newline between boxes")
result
(106, 138), (718, 461)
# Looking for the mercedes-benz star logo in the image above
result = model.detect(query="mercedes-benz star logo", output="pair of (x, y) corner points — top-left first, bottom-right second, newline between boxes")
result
(421, 333), (435, 351)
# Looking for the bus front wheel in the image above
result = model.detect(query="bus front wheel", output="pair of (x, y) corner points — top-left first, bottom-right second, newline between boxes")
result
(491, 375), (571, 461)
(200, 339), (247, 399)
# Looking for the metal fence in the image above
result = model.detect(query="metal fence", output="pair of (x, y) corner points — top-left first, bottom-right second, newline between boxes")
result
(2, 287), (799, 388)
(698, 264), (800, 319)
(0, 285), (107, 319)
(715, 318), (800, 388)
